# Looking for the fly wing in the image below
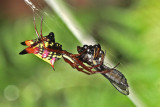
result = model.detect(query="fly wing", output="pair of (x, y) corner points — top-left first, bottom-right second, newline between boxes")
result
(101, 67), (129, 95)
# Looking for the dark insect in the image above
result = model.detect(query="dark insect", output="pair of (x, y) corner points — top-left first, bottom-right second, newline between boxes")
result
(19, 17), (129, 95)
(77, 44), (129, 95)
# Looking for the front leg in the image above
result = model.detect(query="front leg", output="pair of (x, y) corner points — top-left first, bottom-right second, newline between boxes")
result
(63, 57), (105, 75)
(63, 57), (90, 75)
(88, 53), (105, 69)
(63, 57), (77, 68)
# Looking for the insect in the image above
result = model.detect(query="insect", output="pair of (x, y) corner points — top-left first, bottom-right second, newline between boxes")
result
(77, 44), (129, 95)
(19, 17), (63, 69)
(19, 17), (129, 95)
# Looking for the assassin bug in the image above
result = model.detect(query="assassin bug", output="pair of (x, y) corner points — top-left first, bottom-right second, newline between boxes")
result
(19, 17), (110, 74)
(77, 44), (129, 95)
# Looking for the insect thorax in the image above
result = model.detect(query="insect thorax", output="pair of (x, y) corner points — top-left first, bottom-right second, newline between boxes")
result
(77, 44), (104, 66)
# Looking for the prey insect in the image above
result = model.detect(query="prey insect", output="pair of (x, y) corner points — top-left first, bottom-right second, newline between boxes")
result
(19, 17), (129, 95)
(77, 44), (129, 95)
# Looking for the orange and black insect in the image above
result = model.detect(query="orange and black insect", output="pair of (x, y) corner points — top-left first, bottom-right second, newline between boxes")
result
(19, 17), (63, 69)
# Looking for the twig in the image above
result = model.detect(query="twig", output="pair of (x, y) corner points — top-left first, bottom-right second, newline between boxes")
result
(45, 0), (146, 107)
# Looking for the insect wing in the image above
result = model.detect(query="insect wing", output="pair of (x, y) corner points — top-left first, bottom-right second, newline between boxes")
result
(102, 69), (129, 95)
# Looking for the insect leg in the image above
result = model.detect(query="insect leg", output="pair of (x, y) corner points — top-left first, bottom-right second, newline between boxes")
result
(112, 62), (120, 69)
(70, 47), (88, 57)
(33, 15), (40, 38)
(88, 50), (105, 69)
(39, 16), (46, 49)
(40, 16), (43, 37)
(63, 57), (90, 75)
(63, 57), (77, 68)
(75, 66), (90, 75)
(94, 46), (100, 59)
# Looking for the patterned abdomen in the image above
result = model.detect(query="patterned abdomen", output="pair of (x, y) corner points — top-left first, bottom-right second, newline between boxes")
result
(19, 32), (63, 66)
(34, 41), (63, 65)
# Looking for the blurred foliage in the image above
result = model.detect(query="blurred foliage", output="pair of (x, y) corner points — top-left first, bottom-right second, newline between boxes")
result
(0, 0), (160, 107)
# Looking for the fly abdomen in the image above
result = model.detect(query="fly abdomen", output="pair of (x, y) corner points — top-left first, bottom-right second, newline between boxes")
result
(100, 65), (129, 95)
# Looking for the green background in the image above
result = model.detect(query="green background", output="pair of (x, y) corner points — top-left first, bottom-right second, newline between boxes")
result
(0, 0), (159, 106)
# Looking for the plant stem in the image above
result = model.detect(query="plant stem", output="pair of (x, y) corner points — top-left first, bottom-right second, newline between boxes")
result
(45, 0), (146, 106)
